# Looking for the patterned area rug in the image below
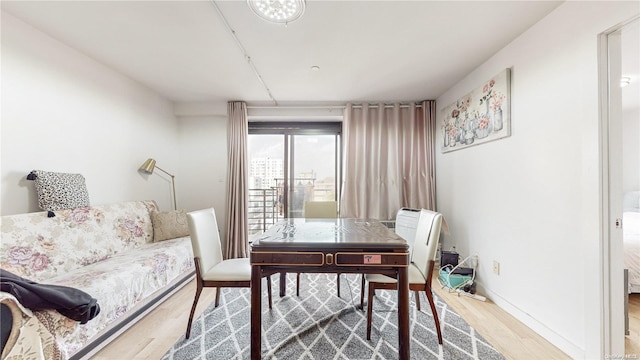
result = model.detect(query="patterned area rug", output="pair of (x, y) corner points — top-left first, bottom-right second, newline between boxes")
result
(161, 274), (504, 360)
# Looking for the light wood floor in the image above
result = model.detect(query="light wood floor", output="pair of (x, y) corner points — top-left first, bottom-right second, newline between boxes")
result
(93, 275), (577, 360)
(627, 294), (640, 356)
(431, 283), (569, 360)
(92, 281), (218, 360)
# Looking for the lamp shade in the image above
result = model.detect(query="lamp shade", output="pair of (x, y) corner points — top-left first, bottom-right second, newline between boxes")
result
(139, 158), (156, 174)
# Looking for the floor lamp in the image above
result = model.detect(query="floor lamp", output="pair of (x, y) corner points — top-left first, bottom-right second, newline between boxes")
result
(139, 158), (177, 210)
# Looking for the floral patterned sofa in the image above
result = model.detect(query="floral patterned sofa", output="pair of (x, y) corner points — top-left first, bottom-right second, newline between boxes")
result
(0, 200), (194, 359)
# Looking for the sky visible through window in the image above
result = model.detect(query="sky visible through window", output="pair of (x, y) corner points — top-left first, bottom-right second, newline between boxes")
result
(248, 134), (335, 183)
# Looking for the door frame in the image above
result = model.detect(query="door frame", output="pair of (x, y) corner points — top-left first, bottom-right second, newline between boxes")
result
(248, 121), (343, 219)
(598, 14), (640, 358)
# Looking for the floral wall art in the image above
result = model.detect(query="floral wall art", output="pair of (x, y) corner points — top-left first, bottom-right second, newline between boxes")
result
(441, 69), (511, 152)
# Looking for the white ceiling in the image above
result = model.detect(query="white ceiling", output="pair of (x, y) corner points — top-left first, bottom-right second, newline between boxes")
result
(2, 0), (563, 106)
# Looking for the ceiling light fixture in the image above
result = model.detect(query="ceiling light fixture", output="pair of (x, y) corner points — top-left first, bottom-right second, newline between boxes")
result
(247, 0), (305, 24)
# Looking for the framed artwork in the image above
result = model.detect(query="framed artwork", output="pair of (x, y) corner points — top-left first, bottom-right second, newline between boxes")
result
(441, 68), (511, 153)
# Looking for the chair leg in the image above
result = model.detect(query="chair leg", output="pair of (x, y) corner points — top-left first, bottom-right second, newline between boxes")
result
(424, 288), (443, 345)
(415, 290), (421, 311)
(185, 283), (203, 339)
(360, 274), (366, 310)
(366, 282), (376, 340)
(267, 275), (273, 309)
(214, 286), (221, 307)
(336, 273), (341, 297)
(296, 273), (300, 297)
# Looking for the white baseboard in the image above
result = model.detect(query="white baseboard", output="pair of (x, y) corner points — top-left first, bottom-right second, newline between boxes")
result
(476, 282), (584, 359)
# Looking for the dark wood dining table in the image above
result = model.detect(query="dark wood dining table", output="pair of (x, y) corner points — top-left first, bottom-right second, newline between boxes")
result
(250, 218), (410, 359)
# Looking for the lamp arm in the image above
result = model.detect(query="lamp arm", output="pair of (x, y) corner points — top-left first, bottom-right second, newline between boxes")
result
(153, 165), (175, 178)
(154, 165), (177, 210)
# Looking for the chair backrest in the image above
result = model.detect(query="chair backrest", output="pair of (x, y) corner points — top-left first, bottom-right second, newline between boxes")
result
(394, 208), (421, 255)
(187, 208), (224, 276)
(411, 209), (443, 278)
(304, 201), (337, 218)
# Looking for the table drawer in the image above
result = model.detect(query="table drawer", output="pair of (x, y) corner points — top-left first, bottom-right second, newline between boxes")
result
(251, 252), (325, 266)
(334, 252), (409, 267)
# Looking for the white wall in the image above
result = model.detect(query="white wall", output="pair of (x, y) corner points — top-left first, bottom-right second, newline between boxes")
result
(1, 10), (235, 242)
(176, 110), (229, 244)
(435, 2), (638, 358)
(623, 105), (640, 193)
(1, 12), (181, 214)
(622, 20), (640, 194)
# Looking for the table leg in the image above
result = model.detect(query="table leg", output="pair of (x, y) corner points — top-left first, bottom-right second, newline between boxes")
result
(397, 266), (410, 360)
(279, 272), (287, 297)
(251, 265), (262, 360)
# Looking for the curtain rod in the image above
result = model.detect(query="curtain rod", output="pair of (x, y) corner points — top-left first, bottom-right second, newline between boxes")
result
(247, 103), (425, 110)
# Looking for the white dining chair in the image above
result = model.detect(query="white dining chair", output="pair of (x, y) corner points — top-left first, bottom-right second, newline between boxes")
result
(361, 209), (444, 344)
(185, 207), (272, 339)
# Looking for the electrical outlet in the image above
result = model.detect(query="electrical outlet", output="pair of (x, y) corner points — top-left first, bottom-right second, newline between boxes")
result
(471, 255), (479, 268)
(493, 261), (500, 275)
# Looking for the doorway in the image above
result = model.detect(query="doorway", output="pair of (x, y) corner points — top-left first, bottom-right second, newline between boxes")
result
(620, 18), (640, 356)
(246, 122), (342, 235)
(601, 15), (640, 357)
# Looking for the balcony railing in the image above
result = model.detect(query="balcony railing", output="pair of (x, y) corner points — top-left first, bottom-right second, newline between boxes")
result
(248, 188), (280, 236)
(247, 186), (337, 237)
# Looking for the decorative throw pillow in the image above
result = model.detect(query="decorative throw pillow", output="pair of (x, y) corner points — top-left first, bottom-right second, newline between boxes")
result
(150, 210), (189, 242)
(27, 170), (90, 212)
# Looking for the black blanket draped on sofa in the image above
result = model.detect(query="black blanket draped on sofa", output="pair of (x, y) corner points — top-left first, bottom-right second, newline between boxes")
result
(0, 269), (100, 324)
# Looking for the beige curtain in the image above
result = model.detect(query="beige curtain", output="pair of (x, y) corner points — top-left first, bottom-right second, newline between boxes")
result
(340, 101), (436, 220)
(225, 101), (249, 259)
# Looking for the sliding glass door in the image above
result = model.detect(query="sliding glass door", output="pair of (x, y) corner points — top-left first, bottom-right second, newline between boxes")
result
(247, 122), (341, 235)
